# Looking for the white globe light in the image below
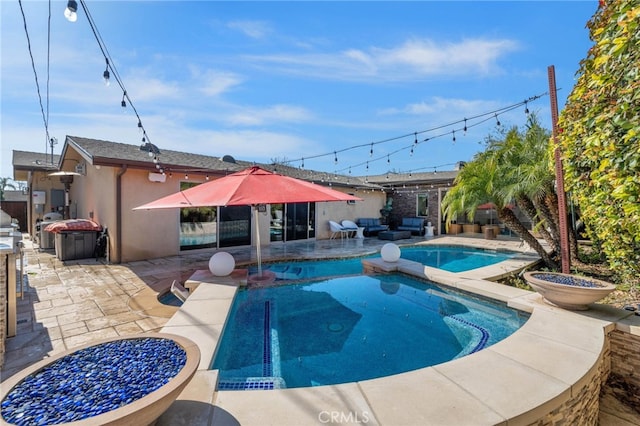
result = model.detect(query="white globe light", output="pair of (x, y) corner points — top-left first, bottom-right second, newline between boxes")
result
(209, 252), (235, 276)
(380, 243), (401, 262)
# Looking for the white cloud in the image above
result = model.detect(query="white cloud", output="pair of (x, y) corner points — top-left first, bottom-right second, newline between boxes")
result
(225, 105), (313, 126)
(245, 37), (519, 82)
(380, 97), (500, 116)
(188, 67), (243, 97)
(227, 20), (272, 39)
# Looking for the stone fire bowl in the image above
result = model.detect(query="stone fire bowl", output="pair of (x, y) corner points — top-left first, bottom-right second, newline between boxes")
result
(523, 271), (617, 311)
(0, 333), (200, 426)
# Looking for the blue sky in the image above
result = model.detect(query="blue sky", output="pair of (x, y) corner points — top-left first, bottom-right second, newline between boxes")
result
(1, 1), (598, 179)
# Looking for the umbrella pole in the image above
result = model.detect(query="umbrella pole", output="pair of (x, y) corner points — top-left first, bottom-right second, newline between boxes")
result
(254, 206), (262, 277)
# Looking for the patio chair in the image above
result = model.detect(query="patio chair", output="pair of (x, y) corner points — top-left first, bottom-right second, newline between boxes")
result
(329, 221), (349, 240)
(341, 220), (359, 238)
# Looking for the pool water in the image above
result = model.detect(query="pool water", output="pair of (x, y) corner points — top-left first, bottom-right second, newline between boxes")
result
(400, 245), (514, 272)
(249, 245), (515, 280)
(211, 273), (528, 389)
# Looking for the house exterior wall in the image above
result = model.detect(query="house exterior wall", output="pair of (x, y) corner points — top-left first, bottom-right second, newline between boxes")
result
(120, 170), (186, 262)
(315, 189), (387, 239)
(27, 172), (66, 232)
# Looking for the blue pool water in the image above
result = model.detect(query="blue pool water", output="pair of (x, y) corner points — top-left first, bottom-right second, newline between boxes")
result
(249, 245), (515, 280)
(400, 245), (514, 272)
(211, 273), (528, 390)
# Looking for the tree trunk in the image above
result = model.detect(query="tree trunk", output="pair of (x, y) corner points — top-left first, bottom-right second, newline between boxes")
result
(517, 195), (557, 253)
(498, 207), (559, 269)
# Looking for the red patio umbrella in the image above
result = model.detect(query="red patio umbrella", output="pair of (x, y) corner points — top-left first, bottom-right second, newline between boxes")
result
(134, 166), (362, 277)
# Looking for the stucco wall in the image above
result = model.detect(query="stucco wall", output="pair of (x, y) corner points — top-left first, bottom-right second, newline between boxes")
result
(121, 170), (185, 262)
(315, 190), (386, 239)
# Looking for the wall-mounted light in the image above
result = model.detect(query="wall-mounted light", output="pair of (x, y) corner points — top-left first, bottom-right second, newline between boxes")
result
(64, 0), (78, 22)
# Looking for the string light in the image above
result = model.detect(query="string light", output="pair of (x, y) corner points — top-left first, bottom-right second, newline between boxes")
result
(524, 101), (530, 114)
(102, 58), (110, 86)
(301, 157), (304, 169)
(290, 92), (546, 176)
(452, 130), (456, 144)
(334, 151), (338, 165)
(64, 0), (77, 22)
(463, 118), (468, 135)
(495, 113), (501, 127)
(69, 0), (165, 172)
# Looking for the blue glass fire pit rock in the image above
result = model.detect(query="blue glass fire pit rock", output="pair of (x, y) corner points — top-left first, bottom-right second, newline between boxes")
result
(530, 273), (604, 288)
(1, 337), (186, 425)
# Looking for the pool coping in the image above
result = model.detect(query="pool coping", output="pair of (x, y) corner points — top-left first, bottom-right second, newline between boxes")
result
(158, 243), (636, 425)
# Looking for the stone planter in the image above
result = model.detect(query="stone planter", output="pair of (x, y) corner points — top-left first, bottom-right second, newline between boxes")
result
(523, 271), (616, 311)
(448, 223), (462, 235)
(462, 224), (481, 233)
(0, 333), (200, 426)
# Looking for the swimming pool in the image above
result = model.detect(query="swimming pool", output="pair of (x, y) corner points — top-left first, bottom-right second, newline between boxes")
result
(211, 273), (528, 390)
(400, 245), (514, 272)
(249, 245), (515, 280)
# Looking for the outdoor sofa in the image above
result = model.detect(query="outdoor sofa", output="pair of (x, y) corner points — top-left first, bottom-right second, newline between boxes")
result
(396, 217), (425, 235)
(356, 218), (389, 236)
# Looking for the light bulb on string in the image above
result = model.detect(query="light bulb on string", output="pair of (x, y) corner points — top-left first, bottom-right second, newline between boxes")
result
(138, 120), (143, 132)
(370, 143), (373, 157)
(524, 101), (530, 114)
(64, 0), (78, 22)
(414, 132), (418, 145)
(121, 91), (127, 108)
(185, 173), (189, 180)
(452, 130), (456, 144)
(334, 151), (338, 165)
(103, 58), (110, 86)
(301, 157), (304, 169)
(495, 114), (501, 127)
(463, 119), (468, 135)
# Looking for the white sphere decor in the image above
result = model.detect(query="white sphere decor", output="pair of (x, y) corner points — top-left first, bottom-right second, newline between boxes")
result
(381, 243), (401, 262)
(209, 252), (235, 276)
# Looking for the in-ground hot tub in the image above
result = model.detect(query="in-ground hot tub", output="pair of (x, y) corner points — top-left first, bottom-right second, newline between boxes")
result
(0, 333), (200, 426)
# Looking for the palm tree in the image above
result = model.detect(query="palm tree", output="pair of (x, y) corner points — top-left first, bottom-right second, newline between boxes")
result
(442, 122), (559, 269)
(0, 177), (17, 201)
